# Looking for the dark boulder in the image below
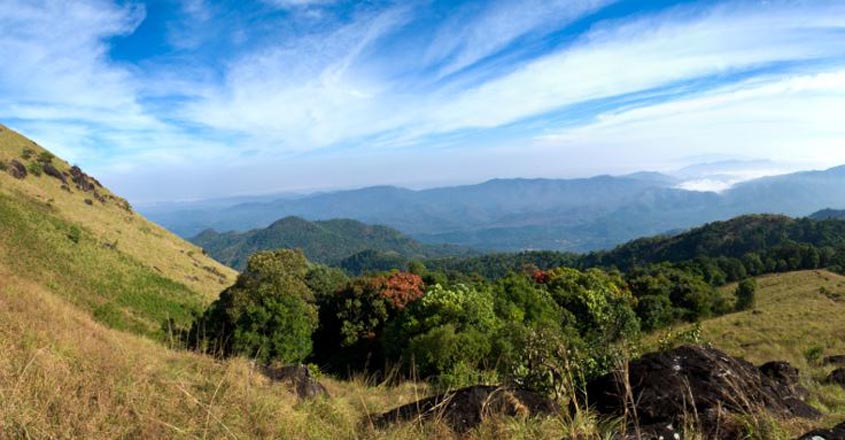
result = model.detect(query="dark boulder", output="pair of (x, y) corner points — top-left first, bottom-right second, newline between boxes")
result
(370, 385), (559, 433)
(797, 421), (845, 440)
(583, 345), (820, 438)
(827, 368), (845, 387)
(43, 162), (67, 184)
(262, 364), (328, 400)
(69, 165), (95, 192)
(564, 423), (686, 440)
(825, 356), (845, 366)
(760, 361), (800, 386)
(760, 361), (808, 399)
(8, 160), (26, 179)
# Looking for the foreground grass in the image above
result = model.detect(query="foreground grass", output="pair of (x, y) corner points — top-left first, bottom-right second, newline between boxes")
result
(3, 270), (844, 438)
(0, 267), (580, 439)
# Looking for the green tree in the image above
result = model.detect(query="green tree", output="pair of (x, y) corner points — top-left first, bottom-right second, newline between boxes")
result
(735, 278), (757, 311)
(636, 294), (674, 332)
(189, 249), (317, 364)
(384, 283), (501, 377)
(304, 265), (349, 300)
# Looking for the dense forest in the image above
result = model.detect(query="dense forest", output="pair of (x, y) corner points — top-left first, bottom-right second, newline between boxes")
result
(424, 214), (845, 280)
(180, 213), (845, 398)
(192, 216), (473, 270)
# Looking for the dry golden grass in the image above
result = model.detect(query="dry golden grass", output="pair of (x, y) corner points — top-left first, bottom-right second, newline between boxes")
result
(647, 270), (845, 435)
(0, 265), (573, 439)
(0, 124), (236, 301)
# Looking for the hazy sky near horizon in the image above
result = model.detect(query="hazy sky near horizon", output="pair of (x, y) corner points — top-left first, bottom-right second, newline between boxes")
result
(1, 0), (845, 202)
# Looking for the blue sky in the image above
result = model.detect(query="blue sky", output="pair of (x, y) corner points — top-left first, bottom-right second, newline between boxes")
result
(1, 0), (844, 202)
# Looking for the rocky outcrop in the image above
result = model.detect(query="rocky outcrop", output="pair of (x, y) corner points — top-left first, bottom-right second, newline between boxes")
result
(43, 162), (66, 183)
(262, 364), (328, 400)
(825, 355), (845, 366)
(8, 159), (26, 179)
(370, 385), (559, 433)
(583, 345), (820, 438)
(69, 165), (96, 192)
(760, 361), (800, 386)
(826, 368), (845, 387)
(797, 421), (845, 440)
(760, 360), (808, 398)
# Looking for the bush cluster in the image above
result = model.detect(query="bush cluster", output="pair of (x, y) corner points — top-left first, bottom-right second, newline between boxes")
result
(188, 251), (653, 394)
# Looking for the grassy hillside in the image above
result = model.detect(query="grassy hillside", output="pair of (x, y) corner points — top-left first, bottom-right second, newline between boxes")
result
(193, 216), (472, 271)
(0, 124), (237, 337)
(649, 270), (845, 431)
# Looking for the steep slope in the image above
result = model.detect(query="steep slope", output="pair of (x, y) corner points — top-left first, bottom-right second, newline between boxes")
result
(696, 270), (845, 365)
(192, 216), (473, 270)
(0, 124), (236, 337)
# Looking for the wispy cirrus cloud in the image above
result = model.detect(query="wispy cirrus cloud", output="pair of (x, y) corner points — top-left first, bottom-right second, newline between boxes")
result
(1, 0), (845, 202)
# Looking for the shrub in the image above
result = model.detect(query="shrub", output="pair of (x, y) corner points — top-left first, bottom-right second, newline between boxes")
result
(735, 278), (757, 311)
(67, 226), (81, 244)
(27, 161), (43, 176)
(636, 294), (674, 332)
(0, 160), (7, 171)
(546, 267), (640, 343)
(21, 148), (34, 160)
(37, 151), (54, 164)
(188, 249), (317, 364)
(657, 323), (705, 351)
(804, 345), (824, 366)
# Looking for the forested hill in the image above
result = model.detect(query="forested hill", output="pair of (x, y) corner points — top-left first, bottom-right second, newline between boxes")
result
(810, 208), (845, 220)
(426, 214), (845, 279)
(192, 216), (473, 270)
(582, 214), (845, 269)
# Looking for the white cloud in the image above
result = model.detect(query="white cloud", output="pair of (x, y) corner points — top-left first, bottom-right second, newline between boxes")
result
(536, 70), (845, 171)
(262, 0), (336, 9)
(2, 0), (845, 202)
(181, 5), (413, 150)
(181, 0), (845, 159)
(425, 2), (845, 131)
(423, 0), (615, 78)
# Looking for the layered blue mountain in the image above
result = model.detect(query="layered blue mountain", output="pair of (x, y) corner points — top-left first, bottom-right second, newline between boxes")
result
(143, 166), (845, 252)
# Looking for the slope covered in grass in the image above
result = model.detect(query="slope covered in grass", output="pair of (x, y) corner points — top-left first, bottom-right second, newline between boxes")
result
(0, 124), (236, 337)
(651, 270), (845, 431)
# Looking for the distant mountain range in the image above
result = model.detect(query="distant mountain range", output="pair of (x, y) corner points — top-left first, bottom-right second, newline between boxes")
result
(192, 216), (473, 270)
(810, 209), (845, 220)
(144, 165), (845, 252)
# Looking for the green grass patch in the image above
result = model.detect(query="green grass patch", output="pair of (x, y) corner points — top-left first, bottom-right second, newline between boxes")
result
(0, 191), (204, 340)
